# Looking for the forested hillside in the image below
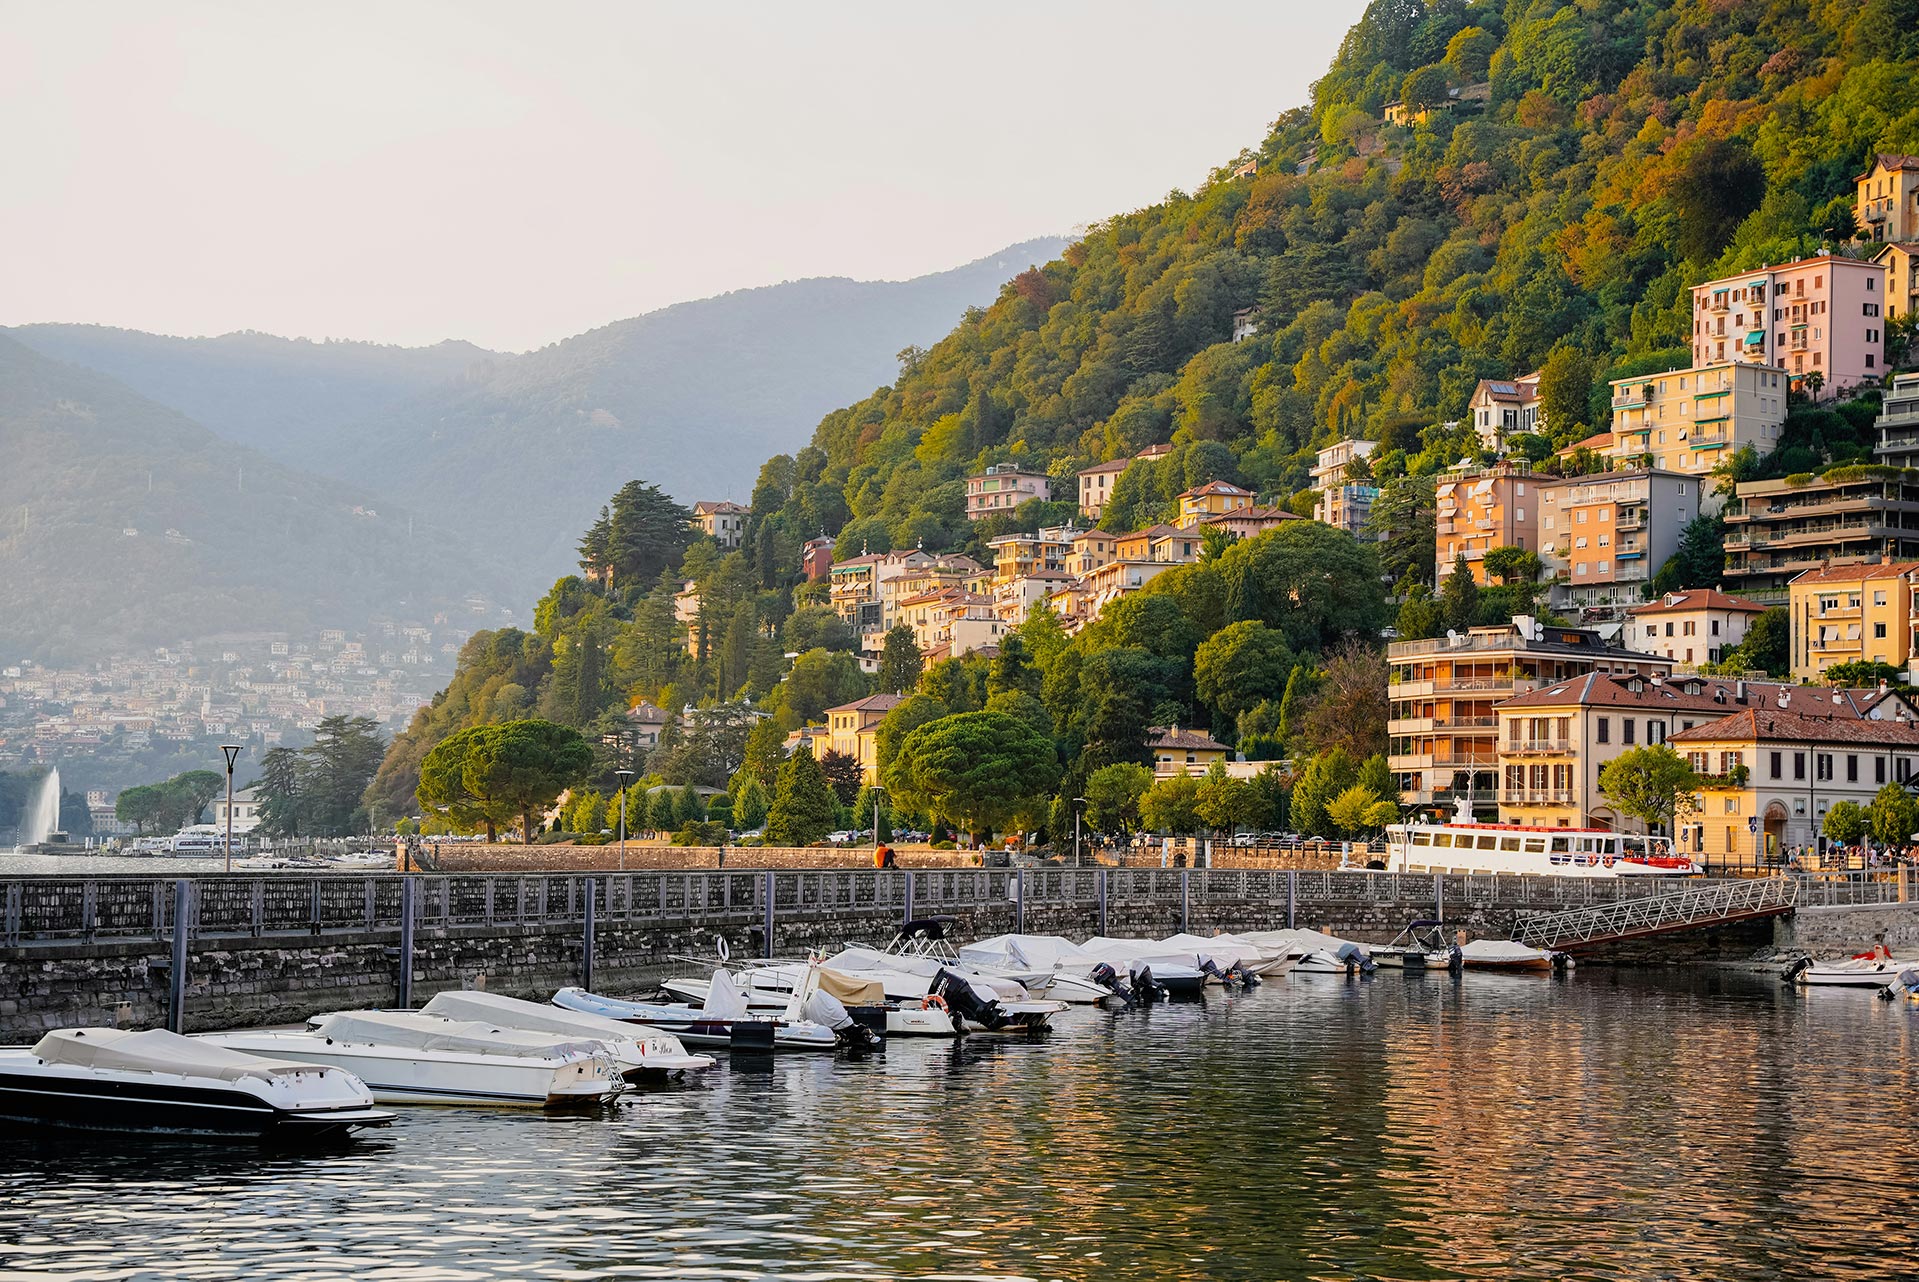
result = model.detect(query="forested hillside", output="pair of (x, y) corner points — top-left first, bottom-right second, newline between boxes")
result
(372, 0), (1919, 844)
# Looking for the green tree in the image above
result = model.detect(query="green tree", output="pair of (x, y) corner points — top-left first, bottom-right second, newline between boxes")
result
(818, 748), (864, 805)
(1365, 475), (1437, 588)
(875, 624), (923, 695)
(765, 748), (839, 845)
(1195, 760), (1255, 834)
(1084, 762), (1153, 836)
(460, 719), (595, 843)
(853, 783), (893, 841)
(1481, 545), (1541, 587)
(1596, 746), (1699, 833)
(597, 479), (696, 588)
(1326, 784), (1384, 837)
(1399, 63), (1451, 113)
(1193, 620), (1297, 731)
(887, 711), (1061, 836)
(1290, 749), (1356, 838)
(1139, 773), (1201, 835)
(1395, 581), (1442, 641)
(1441, 554), (1479, 634)
(1443, 25), (1495, 80)
(1275, 665), (1307, 752)
(416, 725), (514, 840)
(1868, 783), (1919, 846)
(1295, 641), (1389, 762)
(1535, 345), (1594, 437)
(1820, 660), (1904, 689)
(734, 774), (771, 831)
(875, 693), (951, 776)
(1822, 801), (1866, 845)
(675, 783), (706, 825)
(302, 714), (386, 835)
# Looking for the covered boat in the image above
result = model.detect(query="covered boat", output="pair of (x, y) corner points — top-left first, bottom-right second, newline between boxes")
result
(417, 990), (714, 1078)
(203, 1010), (626, 1108)
(0, 1027), (392, 1142)
(1458, 939), (1567, 972)
(957, 933), (1126, 1002)
(553, 967), (848, 1052)
(1240, 928), (1376, 975)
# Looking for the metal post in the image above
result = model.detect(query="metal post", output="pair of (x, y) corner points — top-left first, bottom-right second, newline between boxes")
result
(1097, 869), (1108, 937)
(1015, 868), (1025, 934)
(167, 879), (190, 1033)
(582, 876), (596, 992)
(615, 769), (633, 873)
(902, 868), (915, 926)
(397, 875), (416, 1009)
(763, 870), (775, 958)
(1287, 868), (1297, 929)
(1180, 868), (1190, 933)
(220, 744), (241, 874)
(1434, 871), (1444, 924)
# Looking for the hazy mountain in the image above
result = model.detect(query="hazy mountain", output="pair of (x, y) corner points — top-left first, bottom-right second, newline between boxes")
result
(3, 326), (494, 457)
(0, 335), (509, 662)
(9, 238), (1069, 601)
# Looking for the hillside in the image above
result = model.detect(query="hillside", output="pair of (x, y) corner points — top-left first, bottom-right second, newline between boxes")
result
(0, 336), (508, 662)
(315, 238), (1070, 597)
(3, 326), (494, 458)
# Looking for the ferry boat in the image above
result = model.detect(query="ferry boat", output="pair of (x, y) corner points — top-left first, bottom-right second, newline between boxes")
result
(1385, 798), (1701, 878)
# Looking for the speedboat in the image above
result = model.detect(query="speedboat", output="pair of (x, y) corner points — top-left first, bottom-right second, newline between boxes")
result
(1784, 948), (1919, 988)
(957, 933), (1124, 1002)
(1240, 929), (1376, 975)
(1078, 938), (1211, 995)
(417, 989), (714, 1078)
(554, 965), (853, 1053)
(203, 1010), (627, 1108)
(1372, 920), (1461, 972)
(0, 1027), (393, 1142)
(1154, 932), (1282, 983)
(1459, 939), (1567, 972)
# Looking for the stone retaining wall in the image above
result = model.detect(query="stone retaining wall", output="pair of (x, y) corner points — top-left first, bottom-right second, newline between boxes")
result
(1773, 902), (1919, 956)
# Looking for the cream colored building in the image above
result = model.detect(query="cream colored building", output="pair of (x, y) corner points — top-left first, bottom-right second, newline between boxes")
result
(1624, 590), (1768, 668)
(1468, 374), (1542, 449)
(1856, 153), (1919, 244)
(1786, 561), (1919, 682)
(1311, 439), (1379, 537)
(1175, 481), (1254, 529)
(1076, 458), (1131, 520)
(1871, 241), (1919, 320)
(1606, 361), (1788, 483)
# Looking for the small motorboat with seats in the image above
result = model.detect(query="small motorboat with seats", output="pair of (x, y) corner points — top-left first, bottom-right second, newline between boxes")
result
(1078, 938), (1211, 995)
(417, 989), (714, 1078)
(956, 933), (1123, 1002)
(1784, 944), (1919, 988)
(1372, 920), (1462, 972)
(1458, 937), (1568, 972)
(1241, 928), (1376, 975)
(0, 1027), (392, 1142)
(202, 1009), (627, 1108)
(883, 918), (1111, 1004)
(554, 963), (860, 1052)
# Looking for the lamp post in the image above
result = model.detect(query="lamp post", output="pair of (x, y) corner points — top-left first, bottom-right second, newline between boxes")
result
(872, 785), (887, 857)
(1073, 796), (1088, 867)
(615, 769), (635, 873)
(219, 744), (242, 874)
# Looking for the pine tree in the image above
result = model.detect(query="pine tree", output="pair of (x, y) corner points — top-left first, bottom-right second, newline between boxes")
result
(1441, 554), (1479, 633)
(875, 624), (922, 695)
(765, 750), (839, 845)
(1275, 666), (1305, 752)
(675, 783), (705, 825)
(735, 775), (771, 830)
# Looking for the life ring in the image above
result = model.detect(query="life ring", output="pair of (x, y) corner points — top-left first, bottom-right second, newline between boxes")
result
(920, 993), (949, 1012)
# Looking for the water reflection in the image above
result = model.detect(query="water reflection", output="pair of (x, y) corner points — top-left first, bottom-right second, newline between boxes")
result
(1, 972), (1915, 1280)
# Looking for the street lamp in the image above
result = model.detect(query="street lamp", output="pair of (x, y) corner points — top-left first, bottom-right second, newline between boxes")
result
(1073, 797), (1088, 867)
(219, 744), (242, 874)
(615, 769), (635, 873)
(871, 785), (887, 863)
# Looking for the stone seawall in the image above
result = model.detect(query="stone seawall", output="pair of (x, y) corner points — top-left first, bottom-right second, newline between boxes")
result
(0, 868), (1725, 1039)
(1773, 902), (1919, 956)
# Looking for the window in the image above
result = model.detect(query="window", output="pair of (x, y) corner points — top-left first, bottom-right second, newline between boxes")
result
(1596, 718), (1610, 744)
(1794, 752), (1806, 780)
(1816, 753), (1833, 781)
(1624, 719), (1636, 745)
(1771, 751), (1783, 779)
(1878, 757), (1887, 785)
(1848, 755), (1859, 782)
(1876, 623), (1888, 639)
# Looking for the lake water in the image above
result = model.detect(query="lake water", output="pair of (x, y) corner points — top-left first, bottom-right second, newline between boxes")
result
(2, 969), (1915, 1281)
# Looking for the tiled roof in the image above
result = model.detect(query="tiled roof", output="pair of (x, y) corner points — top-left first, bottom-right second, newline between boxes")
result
(1077, 458), (1132, 476)
(823, 693), (907, 716)
(1559, 431), (1614, 454)
(1859, 153), (1919, 180)
(693, 500), (747, 515)
(1177, 481), (1254, 499)
(1626, 589), (1769, 616)
(1787, 561), (1919, 586)
(1146, 725), (1228, 752)
(1669, 707), (1919, 747)
(1499, 673), (1808, 713)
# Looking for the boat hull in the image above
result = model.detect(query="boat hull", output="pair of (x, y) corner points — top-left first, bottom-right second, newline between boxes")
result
(200, 1033), (622, 1109)
(0, 1064), (391, 1142)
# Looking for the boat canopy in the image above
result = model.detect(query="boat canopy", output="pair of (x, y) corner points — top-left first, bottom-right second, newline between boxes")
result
(1156, 932), (1265, 968)
(315, 1010), (602, 1061)
(1458, 939), (1551, 963)
(420, 990), (639, 1044)
(34, 1027), (333, 1084)
(1239, 928), (1372, 957)
(960, 934), (1102, 971)
(815, 968), (886, 1005)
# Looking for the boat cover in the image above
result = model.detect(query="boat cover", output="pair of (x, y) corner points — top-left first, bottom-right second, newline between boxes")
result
(421, 990), (644, 1045)
(1459, 940), (1551, 963)
(802, 988), (854, 1031)
(33, 1027), (332, 1084)
(702, 969), (751, 1019)
(815, 968), (886, 1005)
(1240, 928), (1372, 957)
(1156, 932), (1265, 968)
(959, 934), (1102, 971)
(315, 1010), (600, 1060)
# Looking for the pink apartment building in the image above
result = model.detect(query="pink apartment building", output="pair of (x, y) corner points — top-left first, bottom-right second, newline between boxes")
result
(1690, 255), (1888, 397)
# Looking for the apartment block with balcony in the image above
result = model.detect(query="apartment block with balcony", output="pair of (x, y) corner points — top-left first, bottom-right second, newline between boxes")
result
(1067, 529), (1119, 578)
(1722, 472), (1919, 596)
(1855, 153), (1919, 244)
(1388, 621), (1670, 820)
(965, 464), (1052, 520)
(1494, 673), (1799, 832)
(1623, 589), (1768, 668)
(1310, 439), (1380, 537)
(1468, 374), (1542, 449)
(1537, 469), (1697, 613)
(987, 525), (1077, 586)
(1785, 560), (1919, 682)
(1433, 459), (1540, 586)
(1605, 362), (1787, 485)
(1873, 372), (1919, 467)
(1690, 256), (1887, 398)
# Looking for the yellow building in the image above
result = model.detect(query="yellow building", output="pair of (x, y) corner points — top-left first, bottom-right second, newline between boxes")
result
(1175, 481), (1253, 529)
(1871, 241), (1919, 320)
(1147, 725), (1229, 777)
(1605, 361), (1788, 481)
(813, 693), (905, 782)
(1786, 561), (1919, 682)
(1855, 152), (1919, 244)
(1671, 707), (1919, 873)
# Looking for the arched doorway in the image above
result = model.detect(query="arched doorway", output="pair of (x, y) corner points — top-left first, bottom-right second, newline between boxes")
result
(1763, 801), (1789, 871)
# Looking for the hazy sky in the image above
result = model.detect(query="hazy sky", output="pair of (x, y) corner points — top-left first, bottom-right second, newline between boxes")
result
(2, 2), (1365, 352)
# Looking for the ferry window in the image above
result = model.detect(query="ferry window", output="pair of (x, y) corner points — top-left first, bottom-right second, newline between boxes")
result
(1551, 837), (1570, 852)
(1431, 833), (1452, 848)
(1412, 832), (1432, 846)
(1499, 837), (1520, 852)
(1523, 837), (1546, 854)
(1477, 835), (1498, 850)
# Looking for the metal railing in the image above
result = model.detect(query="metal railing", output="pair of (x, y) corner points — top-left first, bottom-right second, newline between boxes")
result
(1511, 877), (1800, 949)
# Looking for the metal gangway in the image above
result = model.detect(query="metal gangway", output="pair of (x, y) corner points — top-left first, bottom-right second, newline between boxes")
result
(1510, 877), (1799, 951)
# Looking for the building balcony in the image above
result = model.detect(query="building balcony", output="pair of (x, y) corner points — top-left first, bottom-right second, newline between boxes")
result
(1435, 716), (1496, 729)
(1499, 788), (1575, 806)
(1502, 738), (1573, 754)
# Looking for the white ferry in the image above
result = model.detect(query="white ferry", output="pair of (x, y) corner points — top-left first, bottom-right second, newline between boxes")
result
(169, 825), (234, 856)
(1385, 798), (1700, 878)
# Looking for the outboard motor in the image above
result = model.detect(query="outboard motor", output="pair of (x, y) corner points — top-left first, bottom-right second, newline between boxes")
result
(804, 987), (882, 1051)
(1199, 959), (1259, 990)
(1089, 961), (1135, 1006)
(933, 969), (1007, 1031)
(1223, 962), (1261, 989)
(1781, 956), (1814, 985)
(1878, 968), (1919, 1002)
(1333, 942), (1376, 976)
(1549, 950), (1571, 977)
(1446, 944), (1465, 976)
(1130, 964), (1169, 1004)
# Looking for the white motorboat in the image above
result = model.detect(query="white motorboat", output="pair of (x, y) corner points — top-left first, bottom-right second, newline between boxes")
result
(0, 1027), (393, 1142)
(1078, 938), (1210, 994)
(1371, 921), (1459, 971)
(957, 933), (1127, 1002)
(1240, 929), (1376, 975)
(1784, 948), (1919, 988)
(417, 990), (714, 1077)
(879, 918), (1113, 1003)
(554, 964), (851, 1052)
(1153, 932), (1281, 983)
(202, 1010), (626, 1108)
(823, 945), (1071, 1030)
(1459, 939), (1568, 972)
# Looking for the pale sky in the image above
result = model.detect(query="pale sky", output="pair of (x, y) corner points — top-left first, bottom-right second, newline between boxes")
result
(1, 1), (1366, 352)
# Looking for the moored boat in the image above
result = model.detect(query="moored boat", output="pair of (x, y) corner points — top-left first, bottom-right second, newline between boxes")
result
(1385, 796), (1700, 878)
(0, 1027), (392, 1142)
(1458, 938), (1567, 972)
(1784, 946), (1919, 988)
(203, 1010), (626, 1108)
(417, 989), (714, 1077)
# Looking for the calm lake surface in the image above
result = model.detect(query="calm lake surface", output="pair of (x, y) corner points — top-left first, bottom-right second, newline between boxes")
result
(2, 969), (1915, 1281)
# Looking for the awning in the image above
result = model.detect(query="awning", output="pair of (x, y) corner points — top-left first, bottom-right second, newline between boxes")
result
(1746, 331), (1766, 343)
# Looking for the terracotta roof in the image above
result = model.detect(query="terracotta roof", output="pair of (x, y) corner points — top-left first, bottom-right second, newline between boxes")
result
(823, 693), (907, 716)
(1669, 707), (1919, 748)
(1473, 377), (1540, 403)
(1146, 725), (1228, 752)
(1626, 589), (1769, 616)
(1203, 505), (1301, 524)
(1787, 561), (1919, 586)
(1496, 673), (1811, 713)
(693, 500), (747, 515)
(1858, 153), (1919, 181)
(1076, 458), (1132, 476)
(1558, 431), (1614, 455)
(1177, 481), (1254, 500)
(1120, 524), (1186, 540)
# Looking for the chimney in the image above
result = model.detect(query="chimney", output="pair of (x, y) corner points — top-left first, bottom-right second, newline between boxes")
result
(1736, 680), (1748, 704)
